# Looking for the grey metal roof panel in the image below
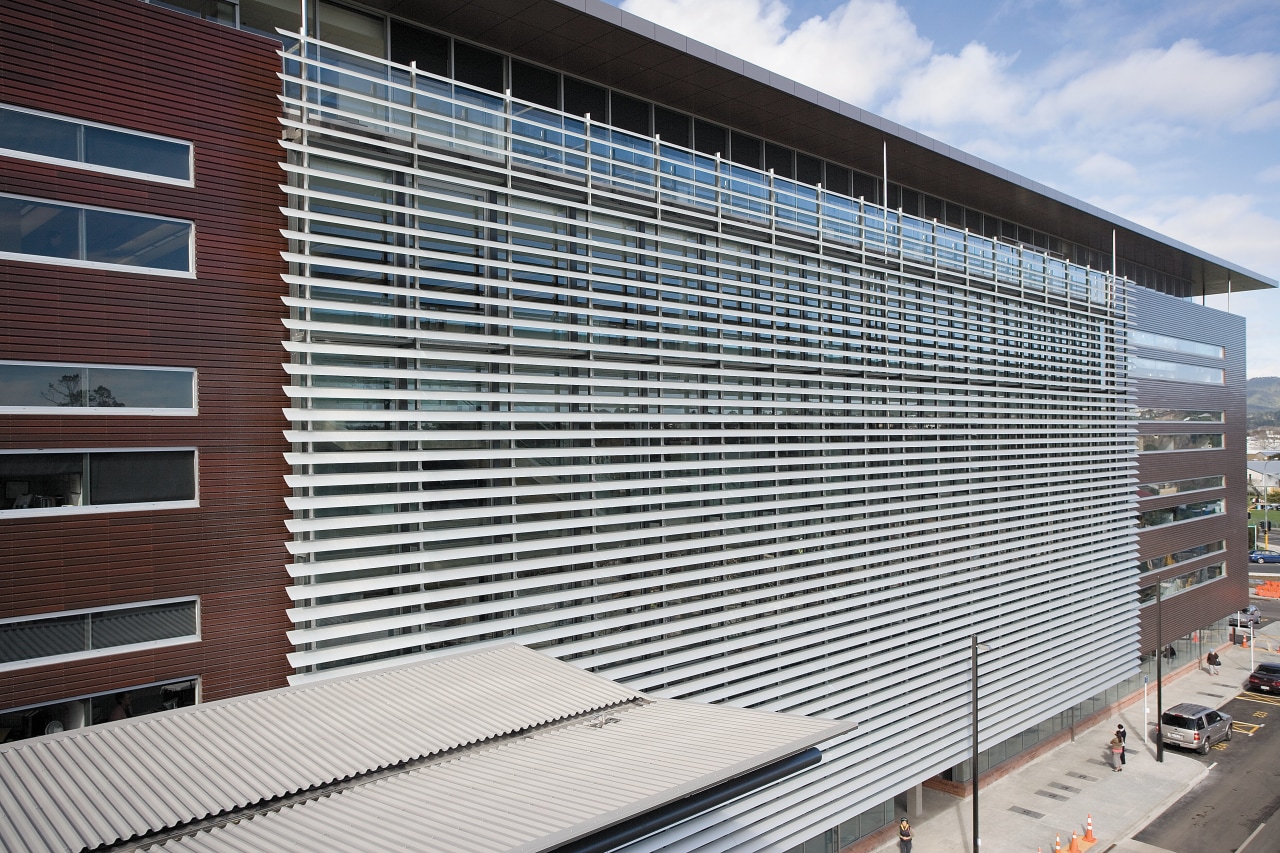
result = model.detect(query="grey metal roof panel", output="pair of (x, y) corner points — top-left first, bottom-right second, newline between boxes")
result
(0, 644), (640, 852)
(144, 698), (849, 853)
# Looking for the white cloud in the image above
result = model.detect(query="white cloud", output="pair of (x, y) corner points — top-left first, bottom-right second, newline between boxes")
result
(1031, 40), (1280, 132)
(885, 43), (1026, 128)
(1074, 152), (1138, 184)
(1259, 164), (1280, 183)
(620, 0), (932, 106)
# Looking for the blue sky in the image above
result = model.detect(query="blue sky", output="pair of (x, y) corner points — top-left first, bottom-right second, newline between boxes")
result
(608, 0), (1280, 377)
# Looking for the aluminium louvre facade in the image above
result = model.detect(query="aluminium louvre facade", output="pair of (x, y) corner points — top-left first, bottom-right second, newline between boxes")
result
(279, 22), (1139, 853)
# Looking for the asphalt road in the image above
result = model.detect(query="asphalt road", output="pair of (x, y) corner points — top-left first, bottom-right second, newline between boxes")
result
(1132, 597), (1280, 853)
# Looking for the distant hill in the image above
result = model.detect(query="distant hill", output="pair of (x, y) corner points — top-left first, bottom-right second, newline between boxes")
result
(1248, 377), (1280, 428)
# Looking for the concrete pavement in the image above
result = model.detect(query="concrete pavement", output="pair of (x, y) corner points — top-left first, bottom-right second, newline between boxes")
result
(873, 619), (1280, 853)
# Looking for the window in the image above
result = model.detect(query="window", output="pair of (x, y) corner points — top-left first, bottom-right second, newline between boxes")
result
(1131, 329), (1222, 359)
(0, 449), (197, 515)
(0, 599), (198, 672)
(1137, 499), (1224, 529)
(1137, 476), (1224, 498)
(1138, 541), (1226, 574)
(1135, 408), (1222, 423)
(1138, 434), (1223, 452)
(0, 361), (195, 413)
(0, 194), (194, 274)
(0, 677), (197, 743)
(0, 103), (191, 183)
(1130, 356), (1223, 385)
(1138, 563), (1226, 604)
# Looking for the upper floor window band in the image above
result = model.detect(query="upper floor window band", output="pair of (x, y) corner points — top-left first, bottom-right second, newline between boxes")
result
(0, 193), (194, 275)
(0, 104), (192, 183)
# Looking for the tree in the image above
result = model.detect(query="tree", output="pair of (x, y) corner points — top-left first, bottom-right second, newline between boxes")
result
(41, 374), (125, 407)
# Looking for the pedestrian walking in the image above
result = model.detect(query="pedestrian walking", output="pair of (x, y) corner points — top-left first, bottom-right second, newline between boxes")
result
(1115, 724), (1126, 765)
(897, 817), (913, 852)
(1207, 650), (1221, 676)
(1109, 734), (1124, 771)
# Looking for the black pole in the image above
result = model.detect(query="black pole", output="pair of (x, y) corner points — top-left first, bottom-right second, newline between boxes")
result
(972, 633), (980, 853)
(1156, 583), (1164, 763)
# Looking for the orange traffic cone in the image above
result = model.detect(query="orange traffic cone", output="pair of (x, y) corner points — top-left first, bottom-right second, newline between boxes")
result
(1084, 814), (1096, 843)
(1068, 830), (1082, 853)
(1054, 833), (1062, 852)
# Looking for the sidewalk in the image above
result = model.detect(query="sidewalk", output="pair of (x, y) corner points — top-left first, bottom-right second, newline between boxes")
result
(874, 619), (1280, 853)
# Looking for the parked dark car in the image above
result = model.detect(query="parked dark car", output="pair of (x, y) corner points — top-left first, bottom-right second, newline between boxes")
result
(1250, 551), (1280, 563)
(1245, 663), (1280, 694)
(1229, 605), (1263, 628)
(1160, 703), (1233, 754)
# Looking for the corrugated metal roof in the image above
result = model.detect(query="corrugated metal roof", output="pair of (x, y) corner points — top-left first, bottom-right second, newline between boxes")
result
(144, 698), (843, 853)
(0, 645), (634, 852)
(0, 644), (851, 853)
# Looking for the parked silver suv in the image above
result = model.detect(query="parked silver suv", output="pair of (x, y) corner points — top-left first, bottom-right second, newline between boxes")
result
(1161, 703), (1232, 754)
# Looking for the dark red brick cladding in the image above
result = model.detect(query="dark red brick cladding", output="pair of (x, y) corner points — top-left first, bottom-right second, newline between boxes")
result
(0, 0), (291, 706)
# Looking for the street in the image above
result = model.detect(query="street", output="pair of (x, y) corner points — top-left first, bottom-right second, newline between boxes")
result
(1132, 596), (1280, 853)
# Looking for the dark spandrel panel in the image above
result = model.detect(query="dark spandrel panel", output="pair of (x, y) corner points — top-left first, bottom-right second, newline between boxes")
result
(924, 194), (943, 222)
(86, 368), (194, 408)
(563, 76), (608, 119)
(84, 127), (189, 181)
(0, 364), (83, 407)
(511, 60), (559, 109)
(390, 22), (448, 77)
(83, 210), (191, 271)
(729, 132), (761, 168)
(885, 183), (901, 210)
(764, 143), (793, 178)
(795, 153), (822, 187)
(654, 106), (690, 148)
(89, 451), (195, 505)
(90, 601), (197, 650)
(239, 0), (301, 42)
(148, 0), (236, 24)
(0, 615), (86, 663)
(824, 163), (852, 197)
(0, 198), (79, 259)
(693, 119), (726, 157)
(900, 189), (921, 217)
(0, 108), (78, 161)
(610, 92), (650, 136)
(453, 41), (504, 94)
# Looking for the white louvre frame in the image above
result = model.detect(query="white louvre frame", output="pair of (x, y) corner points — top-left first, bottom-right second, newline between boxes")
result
(278, 34), (1138, 853)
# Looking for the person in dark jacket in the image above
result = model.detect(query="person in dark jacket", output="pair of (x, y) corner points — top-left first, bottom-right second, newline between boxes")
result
(898, 817), (914, 852)
(1115, 724), (1127, 765)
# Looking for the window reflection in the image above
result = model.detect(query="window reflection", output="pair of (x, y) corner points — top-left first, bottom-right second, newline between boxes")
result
(0, 194), (193, 273)
(0, 361), (195, 410)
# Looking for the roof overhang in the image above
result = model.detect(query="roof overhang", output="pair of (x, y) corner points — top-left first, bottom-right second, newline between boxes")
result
(362, 0), (1275, 297)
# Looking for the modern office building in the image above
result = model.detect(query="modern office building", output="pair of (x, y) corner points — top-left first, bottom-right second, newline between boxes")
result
(0, 1), (1271, 851)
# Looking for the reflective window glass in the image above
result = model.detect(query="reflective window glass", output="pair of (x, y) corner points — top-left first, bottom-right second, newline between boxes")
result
(0, 108), (78, 160)
(0, 362), (194, 410)
(0, 450), (196, 512)
(84, 208), (192, 270)
(0, 195), (193, 273)
(0, 105), (190, 182)
(83, 126), (189, 181)
(0, 599), (199, 667)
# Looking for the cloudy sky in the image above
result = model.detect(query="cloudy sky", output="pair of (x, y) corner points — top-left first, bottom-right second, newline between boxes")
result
(607, 0), (1280, 377)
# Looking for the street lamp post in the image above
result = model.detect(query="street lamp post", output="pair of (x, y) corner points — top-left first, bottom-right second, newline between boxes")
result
(1155, 582), (1164, 763)
(971, 635), (991, 853)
